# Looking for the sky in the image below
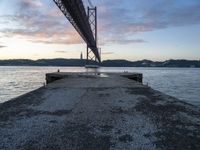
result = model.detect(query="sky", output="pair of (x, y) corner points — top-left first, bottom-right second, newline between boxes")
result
(0, 0), (200, 61)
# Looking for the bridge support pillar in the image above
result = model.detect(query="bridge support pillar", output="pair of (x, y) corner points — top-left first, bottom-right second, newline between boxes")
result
(86, 6), (100, 65)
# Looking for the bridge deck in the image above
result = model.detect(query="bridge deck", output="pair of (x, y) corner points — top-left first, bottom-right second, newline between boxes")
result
(0, 73), (200, 149)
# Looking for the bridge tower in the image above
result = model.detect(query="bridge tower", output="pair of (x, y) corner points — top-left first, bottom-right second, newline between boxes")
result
(86, 7), (100, 64)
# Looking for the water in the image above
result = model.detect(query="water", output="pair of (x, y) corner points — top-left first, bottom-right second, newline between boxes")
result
(0, 66), (199, 106)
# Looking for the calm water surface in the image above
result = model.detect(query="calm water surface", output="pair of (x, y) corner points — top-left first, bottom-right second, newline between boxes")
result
(0, 66), (199, 106)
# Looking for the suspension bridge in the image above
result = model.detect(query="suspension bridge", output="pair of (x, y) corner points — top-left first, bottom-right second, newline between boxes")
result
(53, 0), (101, 63)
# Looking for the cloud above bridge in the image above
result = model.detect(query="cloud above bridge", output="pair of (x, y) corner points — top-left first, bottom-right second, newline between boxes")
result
(19, 0), (43, 8)
(96, 0), (200, 44)
(0, 0), (84, 45)
(0, 45), (6, 49)
(55, 50), (68, 53)
(1, 0), (200, 46)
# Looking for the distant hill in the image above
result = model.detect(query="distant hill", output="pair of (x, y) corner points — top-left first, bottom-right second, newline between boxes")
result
(0, 59), (97, 67)
(0, 59), (199, 68)
(101, 59), (200, 67)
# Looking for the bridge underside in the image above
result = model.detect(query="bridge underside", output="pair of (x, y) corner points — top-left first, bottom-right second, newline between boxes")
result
(54, 0), (101, 62)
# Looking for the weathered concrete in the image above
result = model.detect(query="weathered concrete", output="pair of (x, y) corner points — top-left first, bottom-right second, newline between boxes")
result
(0, 73), (200, 150)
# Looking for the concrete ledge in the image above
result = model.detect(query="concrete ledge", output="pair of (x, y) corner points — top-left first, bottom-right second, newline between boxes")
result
(46, 72), (143, 84)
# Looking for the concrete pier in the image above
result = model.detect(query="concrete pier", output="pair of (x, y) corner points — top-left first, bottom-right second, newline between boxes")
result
(0, 72), (200, 150)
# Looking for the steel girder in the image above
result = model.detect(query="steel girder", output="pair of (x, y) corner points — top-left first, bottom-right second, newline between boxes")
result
(53, 0), (101, 62)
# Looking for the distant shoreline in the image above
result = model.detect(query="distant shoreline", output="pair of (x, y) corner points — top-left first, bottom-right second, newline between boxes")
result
(0, 58), (200, 68)
(0, 66), (200, 68)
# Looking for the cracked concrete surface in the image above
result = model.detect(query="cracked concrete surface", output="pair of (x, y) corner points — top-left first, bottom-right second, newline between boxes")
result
(0, 74), (200, 150)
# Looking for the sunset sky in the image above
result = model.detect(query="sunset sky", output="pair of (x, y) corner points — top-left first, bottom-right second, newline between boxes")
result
(0, 0), (200, 61)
